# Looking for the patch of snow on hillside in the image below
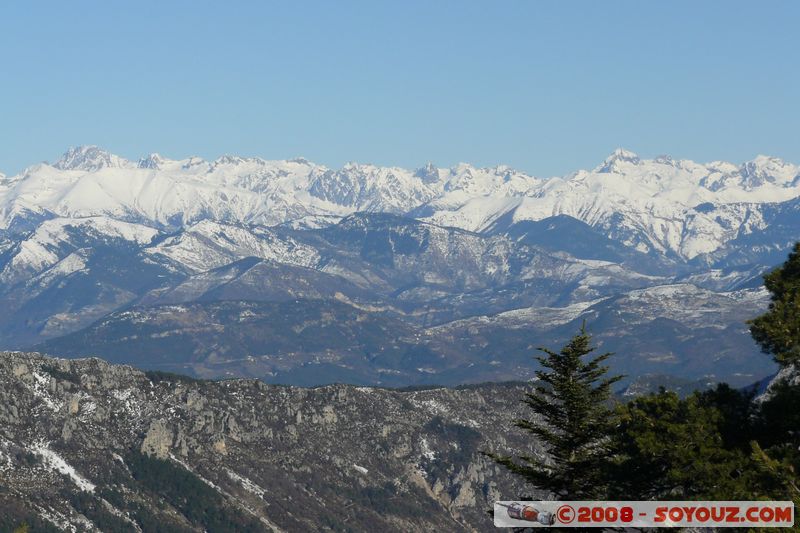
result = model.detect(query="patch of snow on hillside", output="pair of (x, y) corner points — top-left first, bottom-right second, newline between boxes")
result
(32, 441), (96, 492)
(0, 216), (159, 284)
(428, 297), (609, 333)
(37, 507), (82, 533)
(626, 283), (701, 300)
(226, 468), (266, 498)
(29, 252), (87, 288)
(0, 439), (11, 474)
(497, 298), (609, 328)
(419, 437), (436, 460)
(410, 397), (448, 415)
(146, 220), (319, 273)
(30, 371), (64, 411)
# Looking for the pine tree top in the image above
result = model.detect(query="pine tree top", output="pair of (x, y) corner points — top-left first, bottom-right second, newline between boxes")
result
(749, 242), (800, 365)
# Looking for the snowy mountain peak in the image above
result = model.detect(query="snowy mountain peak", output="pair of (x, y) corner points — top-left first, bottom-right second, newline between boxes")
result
(2, 146), (799, 261)
(414, 162), (440, 183)
(342, 161), (365, 172)
(597, 148), (641, 173)
(213, 154), (262, 167)
(181, 156), (208, 170)
(611, 147), (640, 160)
(54, 146), (132, 172)
(137, 153), (166, 169)
(739, 155), (798, 187)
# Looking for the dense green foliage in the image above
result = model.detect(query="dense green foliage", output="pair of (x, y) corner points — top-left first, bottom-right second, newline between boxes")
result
(612, 386), (771, 499)
(64, 490), (134, 532)
(749, 242), (800, 365)
(1, 519), (59, 533)
(611, 383), (799, 528)
(144, 369), (204, 384)
(125, 450), (265, 533)
(759, 379), (800, 454)
(0, 495), (62, 533)
(40, 363), (79, 383)
(492, 245), (800, 528)
(485, 328), (622, 499)
(494, 348), (799, 522)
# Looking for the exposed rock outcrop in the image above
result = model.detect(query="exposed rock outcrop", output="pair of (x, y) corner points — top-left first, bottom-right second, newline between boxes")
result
(0, 352), (539, 532)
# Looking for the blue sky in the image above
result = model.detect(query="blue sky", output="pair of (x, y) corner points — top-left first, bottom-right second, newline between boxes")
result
(1, 1), (797, 176)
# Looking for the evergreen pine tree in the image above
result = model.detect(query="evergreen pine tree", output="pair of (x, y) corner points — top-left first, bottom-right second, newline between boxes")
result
(610, 388), (757, 500)
(485, 327), (622, 499)
(748, 242), (800, 366)
(748, 243), (800, 528)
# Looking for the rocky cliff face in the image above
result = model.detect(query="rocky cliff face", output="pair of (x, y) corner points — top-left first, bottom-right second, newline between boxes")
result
(0, 352), (537, 532)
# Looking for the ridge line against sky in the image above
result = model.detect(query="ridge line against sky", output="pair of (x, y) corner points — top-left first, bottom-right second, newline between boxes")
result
(1, 1), (798, 177)
(3, 145), (798, 182)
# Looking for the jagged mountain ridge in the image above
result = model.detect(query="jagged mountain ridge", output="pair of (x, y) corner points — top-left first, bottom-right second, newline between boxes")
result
(0, 147), (796, 387)
(34, 286), (770, 388)
(0, 351), (533, 532)
(0, 213), (665, 346)
(2, 146), (799, 258)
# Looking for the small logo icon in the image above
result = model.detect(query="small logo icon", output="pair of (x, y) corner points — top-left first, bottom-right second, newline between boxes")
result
(557, 504), (576, 524)
(499, 502), (556, 525)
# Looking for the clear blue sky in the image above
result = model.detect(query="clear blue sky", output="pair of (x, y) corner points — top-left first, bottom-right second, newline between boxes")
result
(1, 1), (798, 177)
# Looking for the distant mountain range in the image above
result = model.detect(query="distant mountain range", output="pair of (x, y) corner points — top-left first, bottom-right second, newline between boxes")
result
(2, 146), (798, 386)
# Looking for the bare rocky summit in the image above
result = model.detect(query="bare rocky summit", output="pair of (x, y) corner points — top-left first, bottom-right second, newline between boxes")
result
(0, 351), (536, 532)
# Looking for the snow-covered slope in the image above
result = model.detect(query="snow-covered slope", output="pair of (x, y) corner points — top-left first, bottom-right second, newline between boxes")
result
(0, 216), (159, 286)
(426, 150), (800, 258)
(2, 146), (798, 259)
(145, 220), (319, 273)
(0, 146), (795, 386)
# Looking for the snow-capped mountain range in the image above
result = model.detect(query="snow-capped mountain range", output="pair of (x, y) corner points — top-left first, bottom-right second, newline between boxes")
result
(0, 146), (797, 387)
(2, 146), (798, 259)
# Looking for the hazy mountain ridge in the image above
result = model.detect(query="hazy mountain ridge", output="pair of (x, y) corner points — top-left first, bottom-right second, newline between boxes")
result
(0, 147), (796, 386)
